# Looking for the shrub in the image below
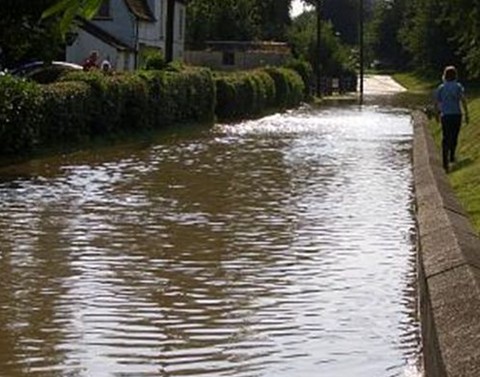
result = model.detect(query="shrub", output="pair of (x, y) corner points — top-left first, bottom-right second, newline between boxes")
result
(62, 70), (151, 135)
(143, 51), (167, 70)
(139, 67), (216, 127)
(285, 59), (314, 99)
(0, 75), (43, 154)
(215, 67), (304, 121)
(39, 81), (92, 145)
(61, 70), (118, 135)
(0, 64), (307, 158)
(265, 67), (305, 108)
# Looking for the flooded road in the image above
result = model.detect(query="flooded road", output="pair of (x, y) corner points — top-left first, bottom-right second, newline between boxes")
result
(0, 104), (421, 377)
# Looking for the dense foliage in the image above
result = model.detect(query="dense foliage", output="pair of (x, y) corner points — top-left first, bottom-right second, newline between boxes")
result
(186, 0), (292, 48)
(0, 67), (216, 155)
(0, 75), (43, 153)
(0, 64), (307, 155)
(215, 66), (305, 120)
(366, 0), (480, 78)
(288, 10), (356, 77)
(0, 0), (63, 68)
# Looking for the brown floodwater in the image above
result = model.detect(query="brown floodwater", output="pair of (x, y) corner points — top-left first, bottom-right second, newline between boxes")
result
(0, 104), (421, 377)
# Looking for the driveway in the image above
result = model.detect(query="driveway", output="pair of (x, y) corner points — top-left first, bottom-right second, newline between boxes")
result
(363, 74), (407, 95)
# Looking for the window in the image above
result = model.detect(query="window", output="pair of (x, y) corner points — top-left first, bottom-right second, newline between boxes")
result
(96, 0), (111, 18)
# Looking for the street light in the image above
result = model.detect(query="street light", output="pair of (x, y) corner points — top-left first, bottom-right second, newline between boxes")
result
(359, 0), (364, 104)
(316, 0), (322, 97)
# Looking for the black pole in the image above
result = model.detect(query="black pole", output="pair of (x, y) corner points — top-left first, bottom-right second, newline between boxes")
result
(165, 0), (175, 63)
(359, 0), (364, 104)
(316, 0), (322, 97)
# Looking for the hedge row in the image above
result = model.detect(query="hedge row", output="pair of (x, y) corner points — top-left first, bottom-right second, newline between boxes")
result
(0, 64), (308, 156)
(0, 67), (216, 155)
(215, 67), (306, 121)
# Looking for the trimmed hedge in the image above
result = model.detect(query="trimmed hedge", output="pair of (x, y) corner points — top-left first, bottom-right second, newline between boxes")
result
(0, 67), (216, 155)
(215, 67), (305, 121)
(264, 67), (305, 108)
(138, 67), (215, 127)
(39, 81), (92, 145)
(0, 75), (43, 154)
(0, 64), (307, 156)
(285, 60), (314, 100)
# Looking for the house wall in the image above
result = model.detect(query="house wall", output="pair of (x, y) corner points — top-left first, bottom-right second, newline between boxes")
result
(66, 31), (134, 71)
(173, 2), (185, 60)
(138, 0), (185, 60)
(67, 0), (185, 71)
(184, 50), (291, 71)
(139, 0), (164, 50)
(94, 0), (137, 48)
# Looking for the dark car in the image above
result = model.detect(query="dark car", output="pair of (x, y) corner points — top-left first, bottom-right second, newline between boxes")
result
(10, 61), (82, 83)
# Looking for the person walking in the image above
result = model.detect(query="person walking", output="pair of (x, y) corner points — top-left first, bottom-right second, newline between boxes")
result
(435, 65), (469, 172)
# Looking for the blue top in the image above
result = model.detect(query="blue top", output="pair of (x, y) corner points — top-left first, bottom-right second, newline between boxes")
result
(436, 80), (465, 115)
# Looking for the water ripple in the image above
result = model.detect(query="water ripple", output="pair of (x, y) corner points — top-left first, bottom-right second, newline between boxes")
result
(0, 105), (421, 377)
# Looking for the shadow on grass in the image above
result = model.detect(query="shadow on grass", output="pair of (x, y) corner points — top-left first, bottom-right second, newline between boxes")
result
(451, 157), (474, 172)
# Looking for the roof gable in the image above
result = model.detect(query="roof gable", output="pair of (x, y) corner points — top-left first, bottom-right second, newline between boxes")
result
(78, 18), (134, 51)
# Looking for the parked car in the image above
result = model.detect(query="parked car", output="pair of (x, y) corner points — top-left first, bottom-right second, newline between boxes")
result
(9, 61), (82, 83)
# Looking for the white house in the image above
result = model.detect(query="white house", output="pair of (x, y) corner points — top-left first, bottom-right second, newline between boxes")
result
(66, 0), (186, 71)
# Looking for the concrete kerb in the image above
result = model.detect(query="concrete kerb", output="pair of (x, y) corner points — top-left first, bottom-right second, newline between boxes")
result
(412, 111), (480, 377)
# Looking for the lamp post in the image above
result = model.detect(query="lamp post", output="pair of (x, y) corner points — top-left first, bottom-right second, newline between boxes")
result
(359, 0), (364, 104)
(316, 0), (322, 97)
(165, 0), (175, 63)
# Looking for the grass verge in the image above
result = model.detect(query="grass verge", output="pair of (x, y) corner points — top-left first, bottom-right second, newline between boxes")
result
(393, 72), (480, 233)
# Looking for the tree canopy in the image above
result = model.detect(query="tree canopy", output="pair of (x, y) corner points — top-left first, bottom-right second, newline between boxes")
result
(9, 0), (480, 78)
(186, 0), (292, 48)
(288, 9), (355, 76)
(0, 0), (64, 67)
(366, 0), (480, 78)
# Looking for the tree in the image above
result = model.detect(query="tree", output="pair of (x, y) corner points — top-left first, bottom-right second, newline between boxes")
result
(288, 10), (354, 76)
(42, 0), (104, 33)
(257, 0), (291, 41)
(438, 0), (480, 78)
(366, 0), (409, 69)
(399, 0), (460, 75)
(300, 0), (363, 45)
(186, 0), (292, 48)
(1, 0), (64, 67)
(186, 0), (260, 48)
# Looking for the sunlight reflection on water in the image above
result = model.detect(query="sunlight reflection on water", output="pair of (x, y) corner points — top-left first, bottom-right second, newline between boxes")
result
(0, 104), (422, 377)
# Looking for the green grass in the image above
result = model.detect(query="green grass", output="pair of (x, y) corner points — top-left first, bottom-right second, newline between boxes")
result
(392, 72), (437, 92)
(394, 72), (480, 233)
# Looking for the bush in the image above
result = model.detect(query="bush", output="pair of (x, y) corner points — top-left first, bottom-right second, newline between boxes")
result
(264, 67), (305, 108)
(139, 67), (216, 127)
(0, 75), (43, 154)
(143, 51), (167, 70)
(62, 70), (122, 135)
(215, 67), (305, 121)
(39, 81), (92, 145)
(0, 64), (307, 158)
(286, 59), (314, 99)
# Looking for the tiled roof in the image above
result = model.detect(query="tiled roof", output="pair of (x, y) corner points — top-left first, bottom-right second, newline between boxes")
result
(124, 0), (155, 21)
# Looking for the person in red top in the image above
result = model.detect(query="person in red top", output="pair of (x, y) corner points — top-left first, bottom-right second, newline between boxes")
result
(82, 50), (99, 71)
